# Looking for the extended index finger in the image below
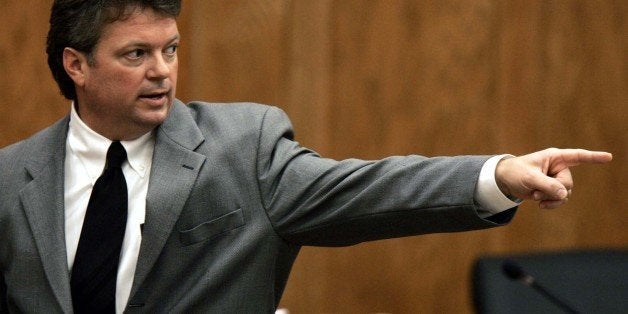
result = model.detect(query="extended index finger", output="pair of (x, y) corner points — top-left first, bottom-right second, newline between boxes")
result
(552, 149), (613, 167)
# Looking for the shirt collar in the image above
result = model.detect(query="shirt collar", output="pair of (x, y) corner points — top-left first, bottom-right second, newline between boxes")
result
(68, 102), (154, 180)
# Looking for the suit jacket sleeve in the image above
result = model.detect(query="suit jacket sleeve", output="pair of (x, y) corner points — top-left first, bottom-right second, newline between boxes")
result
(255, 106), (515, 246)
(0, 272), (6, 312)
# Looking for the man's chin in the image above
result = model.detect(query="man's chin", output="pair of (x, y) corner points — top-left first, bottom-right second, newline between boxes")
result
(142, 109), (170, 126)
(135, 104), (171, 127)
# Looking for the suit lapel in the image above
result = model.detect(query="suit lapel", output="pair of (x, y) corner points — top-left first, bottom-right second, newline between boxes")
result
(16, 102), (206, 309)
(130, 101), (206, 298)
(20, 117), (74, 313)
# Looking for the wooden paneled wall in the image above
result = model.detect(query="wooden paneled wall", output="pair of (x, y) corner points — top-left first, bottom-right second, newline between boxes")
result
(1, 1), (626, 312)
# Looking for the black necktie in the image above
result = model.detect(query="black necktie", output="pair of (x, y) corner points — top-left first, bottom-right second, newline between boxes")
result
(71, 141), (128, 313)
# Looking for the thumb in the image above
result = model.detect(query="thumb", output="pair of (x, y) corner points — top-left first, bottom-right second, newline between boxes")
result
(525, 170), (569, 201)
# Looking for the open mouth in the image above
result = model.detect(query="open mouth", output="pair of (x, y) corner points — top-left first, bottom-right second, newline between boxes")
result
(140, 91), (168, 100)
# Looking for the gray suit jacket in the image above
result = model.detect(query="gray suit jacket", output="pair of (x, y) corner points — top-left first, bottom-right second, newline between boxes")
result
(0, 100), (514, 313)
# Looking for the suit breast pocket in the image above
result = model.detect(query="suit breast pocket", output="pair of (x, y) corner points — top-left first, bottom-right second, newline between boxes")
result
(179, 208), (245, 246)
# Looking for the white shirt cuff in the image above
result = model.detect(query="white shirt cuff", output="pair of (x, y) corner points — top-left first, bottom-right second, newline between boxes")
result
(475, 154), (522, 218)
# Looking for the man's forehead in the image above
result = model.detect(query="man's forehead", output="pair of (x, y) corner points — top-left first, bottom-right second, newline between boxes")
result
(98, 9), (179, 44)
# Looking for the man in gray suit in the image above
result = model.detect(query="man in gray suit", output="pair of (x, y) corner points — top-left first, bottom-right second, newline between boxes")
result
(0, 0), (612, 313)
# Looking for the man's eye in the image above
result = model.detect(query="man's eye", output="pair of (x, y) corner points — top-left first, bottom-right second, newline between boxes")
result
(126, 49), (145, 59)
(165, 45), (178, 55)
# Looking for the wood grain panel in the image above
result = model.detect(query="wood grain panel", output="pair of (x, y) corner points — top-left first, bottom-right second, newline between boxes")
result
(0, 1), (67, 147)
(1, 1), (625, 313)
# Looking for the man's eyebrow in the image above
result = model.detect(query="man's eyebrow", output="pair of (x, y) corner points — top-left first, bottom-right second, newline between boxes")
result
(167, 34), (181, 43)
(122, 34), (181, 48)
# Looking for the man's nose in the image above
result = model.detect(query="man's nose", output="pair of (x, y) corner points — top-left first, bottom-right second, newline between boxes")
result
(147, 54), (172, 79)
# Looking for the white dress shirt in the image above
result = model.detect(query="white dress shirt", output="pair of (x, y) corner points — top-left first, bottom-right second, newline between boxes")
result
(475, 154), (522, 217)
(63, 103), (518, 313)
(64, 104), (154, 313)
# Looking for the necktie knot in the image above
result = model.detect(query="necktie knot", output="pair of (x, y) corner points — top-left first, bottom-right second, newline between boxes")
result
(106, 141), (127, 169)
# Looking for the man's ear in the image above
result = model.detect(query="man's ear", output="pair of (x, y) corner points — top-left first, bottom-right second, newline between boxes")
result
(62, 47), (89, 87)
